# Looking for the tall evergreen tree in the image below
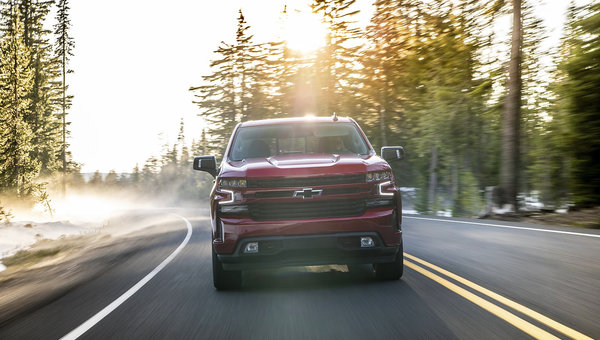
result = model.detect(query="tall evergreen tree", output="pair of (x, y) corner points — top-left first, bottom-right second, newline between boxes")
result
(190, 39), (237, 156)
(518, 1), (550, 201)
(53, 0), (74, 194)
(0, 1), (37, 196)
(362, 0), (407, 148)
(311, 0), (362, 115)
(19, 0), (62, 177)
(262, 6), (305, 117)
(499, 0), (522, 212)
(190, 10), (264, 158)
(557, 2), (600, 207)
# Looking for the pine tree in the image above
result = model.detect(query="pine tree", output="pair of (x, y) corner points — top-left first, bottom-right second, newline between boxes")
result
(190, 40), (236, 156)
(104, 170), (118, 187)
(53, 0), (74, 194)
(384, 0), (493, 215)
(19, 0), (62, 177)
(234, 10), (264, 122)
(130, 163), (141, 188)
(557, 2), (600, 207)
(262, 7), (296, 117)
(517, 1), (551, 203)
(190, 10), (265, 158)
(88, 170), (103, 187)
(499, 0), (522, 212)
(311, 0), (362, 115)
(0, 1), (37, 196)
(362, 0), (419, 150)
(140, 156), (159, 193)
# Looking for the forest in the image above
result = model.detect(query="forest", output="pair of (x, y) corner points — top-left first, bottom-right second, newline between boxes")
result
(1, 0), (599, 220)
(188, 0), (600, 216)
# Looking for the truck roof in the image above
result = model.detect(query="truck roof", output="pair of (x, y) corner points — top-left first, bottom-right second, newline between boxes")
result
(239, 116), (355, 127)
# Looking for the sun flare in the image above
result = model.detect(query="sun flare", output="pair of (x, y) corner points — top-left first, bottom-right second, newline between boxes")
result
(283, 7), (328, 55)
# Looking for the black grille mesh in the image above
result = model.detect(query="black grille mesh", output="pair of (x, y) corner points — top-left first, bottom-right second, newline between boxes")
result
(247, 174), (365, 188)
(249, 199), (365, 221)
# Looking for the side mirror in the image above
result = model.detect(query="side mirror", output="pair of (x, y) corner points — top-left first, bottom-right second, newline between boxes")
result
(381, 146), (404, 162)
(193, 156), (218, 177)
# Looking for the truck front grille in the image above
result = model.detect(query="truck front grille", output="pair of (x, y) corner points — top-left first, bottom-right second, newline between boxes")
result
(249, 199), (366, 221)
(247, 174), (365, 188)
(249, 187), (362, 199)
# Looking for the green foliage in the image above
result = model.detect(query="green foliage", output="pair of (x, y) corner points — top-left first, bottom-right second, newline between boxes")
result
(557, 3), (600, 207)
(190, 10), (266, 159)
(2, 0), (597, 213)
(53, 0), (75, 184)
(311, 0), (362, 115)
(453, 170), (483, 217)
(414, 174), (429, 215)
(0, 2), (37, 197)
(527, 121), (569, 208)
(0, 0), (71, 208)
(188, 1), (527, 213)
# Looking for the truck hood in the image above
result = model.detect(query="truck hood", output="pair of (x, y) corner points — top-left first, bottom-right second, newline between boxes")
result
(221, 154), (389, 178)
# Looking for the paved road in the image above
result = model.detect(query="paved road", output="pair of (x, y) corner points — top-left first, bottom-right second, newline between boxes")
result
(1, 210), (599, 339)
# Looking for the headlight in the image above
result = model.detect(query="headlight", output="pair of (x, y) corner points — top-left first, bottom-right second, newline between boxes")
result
(366, 171), (392, 182)
(218, 178), (247, 188)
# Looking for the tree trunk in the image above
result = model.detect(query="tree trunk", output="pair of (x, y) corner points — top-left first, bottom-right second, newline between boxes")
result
(500, 0), (522, 212)
(428, 145), (438, 215)
(62, 44), (67, 197)
(13, 20), (20, 195)
(451, 160), (458, 214)
(378, 104), (387, 147)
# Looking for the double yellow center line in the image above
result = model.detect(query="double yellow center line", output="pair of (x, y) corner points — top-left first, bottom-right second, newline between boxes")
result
(404, 253), (593, 340)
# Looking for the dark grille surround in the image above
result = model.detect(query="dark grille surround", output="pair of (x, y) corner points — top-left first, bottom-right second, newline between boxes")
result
(249, 199), (366, 221)
(247, 174), (366, 188)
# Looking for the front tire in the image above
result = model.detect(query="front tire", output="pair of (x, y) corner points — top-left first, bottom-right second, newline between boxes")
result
(374, 243), (403, 280)
(212, 245), (242, 290)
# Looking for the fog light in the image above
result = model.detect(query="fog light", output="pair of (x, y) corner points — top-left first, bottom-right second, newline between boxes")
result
(360, 237), (375, 248)
(244, 242), (259, 253)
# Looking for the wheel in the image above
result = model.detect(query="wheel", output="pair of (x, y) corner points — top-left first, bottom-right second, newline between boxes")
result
(212, 245), (242, 290)
(374, 243), (403, 280)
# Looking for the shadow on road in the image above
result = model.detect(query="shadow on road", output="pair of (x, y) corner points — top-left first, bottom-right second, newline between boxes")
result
(240, 264), (405, 292)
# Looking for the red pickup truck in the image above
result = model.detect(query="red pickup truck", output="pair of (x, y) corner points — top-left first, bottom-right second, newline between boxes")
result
(194, 116), (404, 290)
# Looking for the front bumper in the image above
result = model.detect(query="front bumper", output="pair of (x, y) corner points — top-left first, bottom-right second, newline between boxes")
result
(215, 207), (401, 255)
(218, 232), (401, 271)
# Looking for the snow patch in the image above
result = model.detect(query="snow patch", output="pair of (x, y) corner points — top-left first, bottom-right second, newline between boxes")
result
(0, 193), (166, 273)
(493, 204), (515, 215)
(436, 210), (452, 217)
(0, 221), (98, 262)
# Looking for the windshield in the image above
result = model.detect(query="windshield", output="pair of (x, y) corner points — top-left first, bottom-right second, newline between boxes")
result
(229, 122), (371, 161)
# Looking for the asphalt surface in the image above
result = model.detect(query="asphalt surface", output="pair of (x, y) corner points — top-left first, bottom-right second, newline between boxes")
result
(1, 210), (599, 339)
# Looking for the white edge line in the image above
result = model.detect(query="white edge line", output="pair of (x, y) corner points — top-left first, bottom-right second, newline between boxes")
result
(60, 214), (193, 340)
(404, 216), (600, 239)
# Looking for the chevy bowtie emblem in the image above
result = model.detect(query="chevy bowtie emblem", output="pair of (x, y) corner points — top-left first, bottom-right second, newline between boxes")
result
(293, 188), (323, 199)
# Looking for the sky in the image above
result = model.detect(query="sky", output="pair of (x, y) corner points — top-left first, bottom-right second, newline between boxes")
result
(66, 0), (582, 173)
